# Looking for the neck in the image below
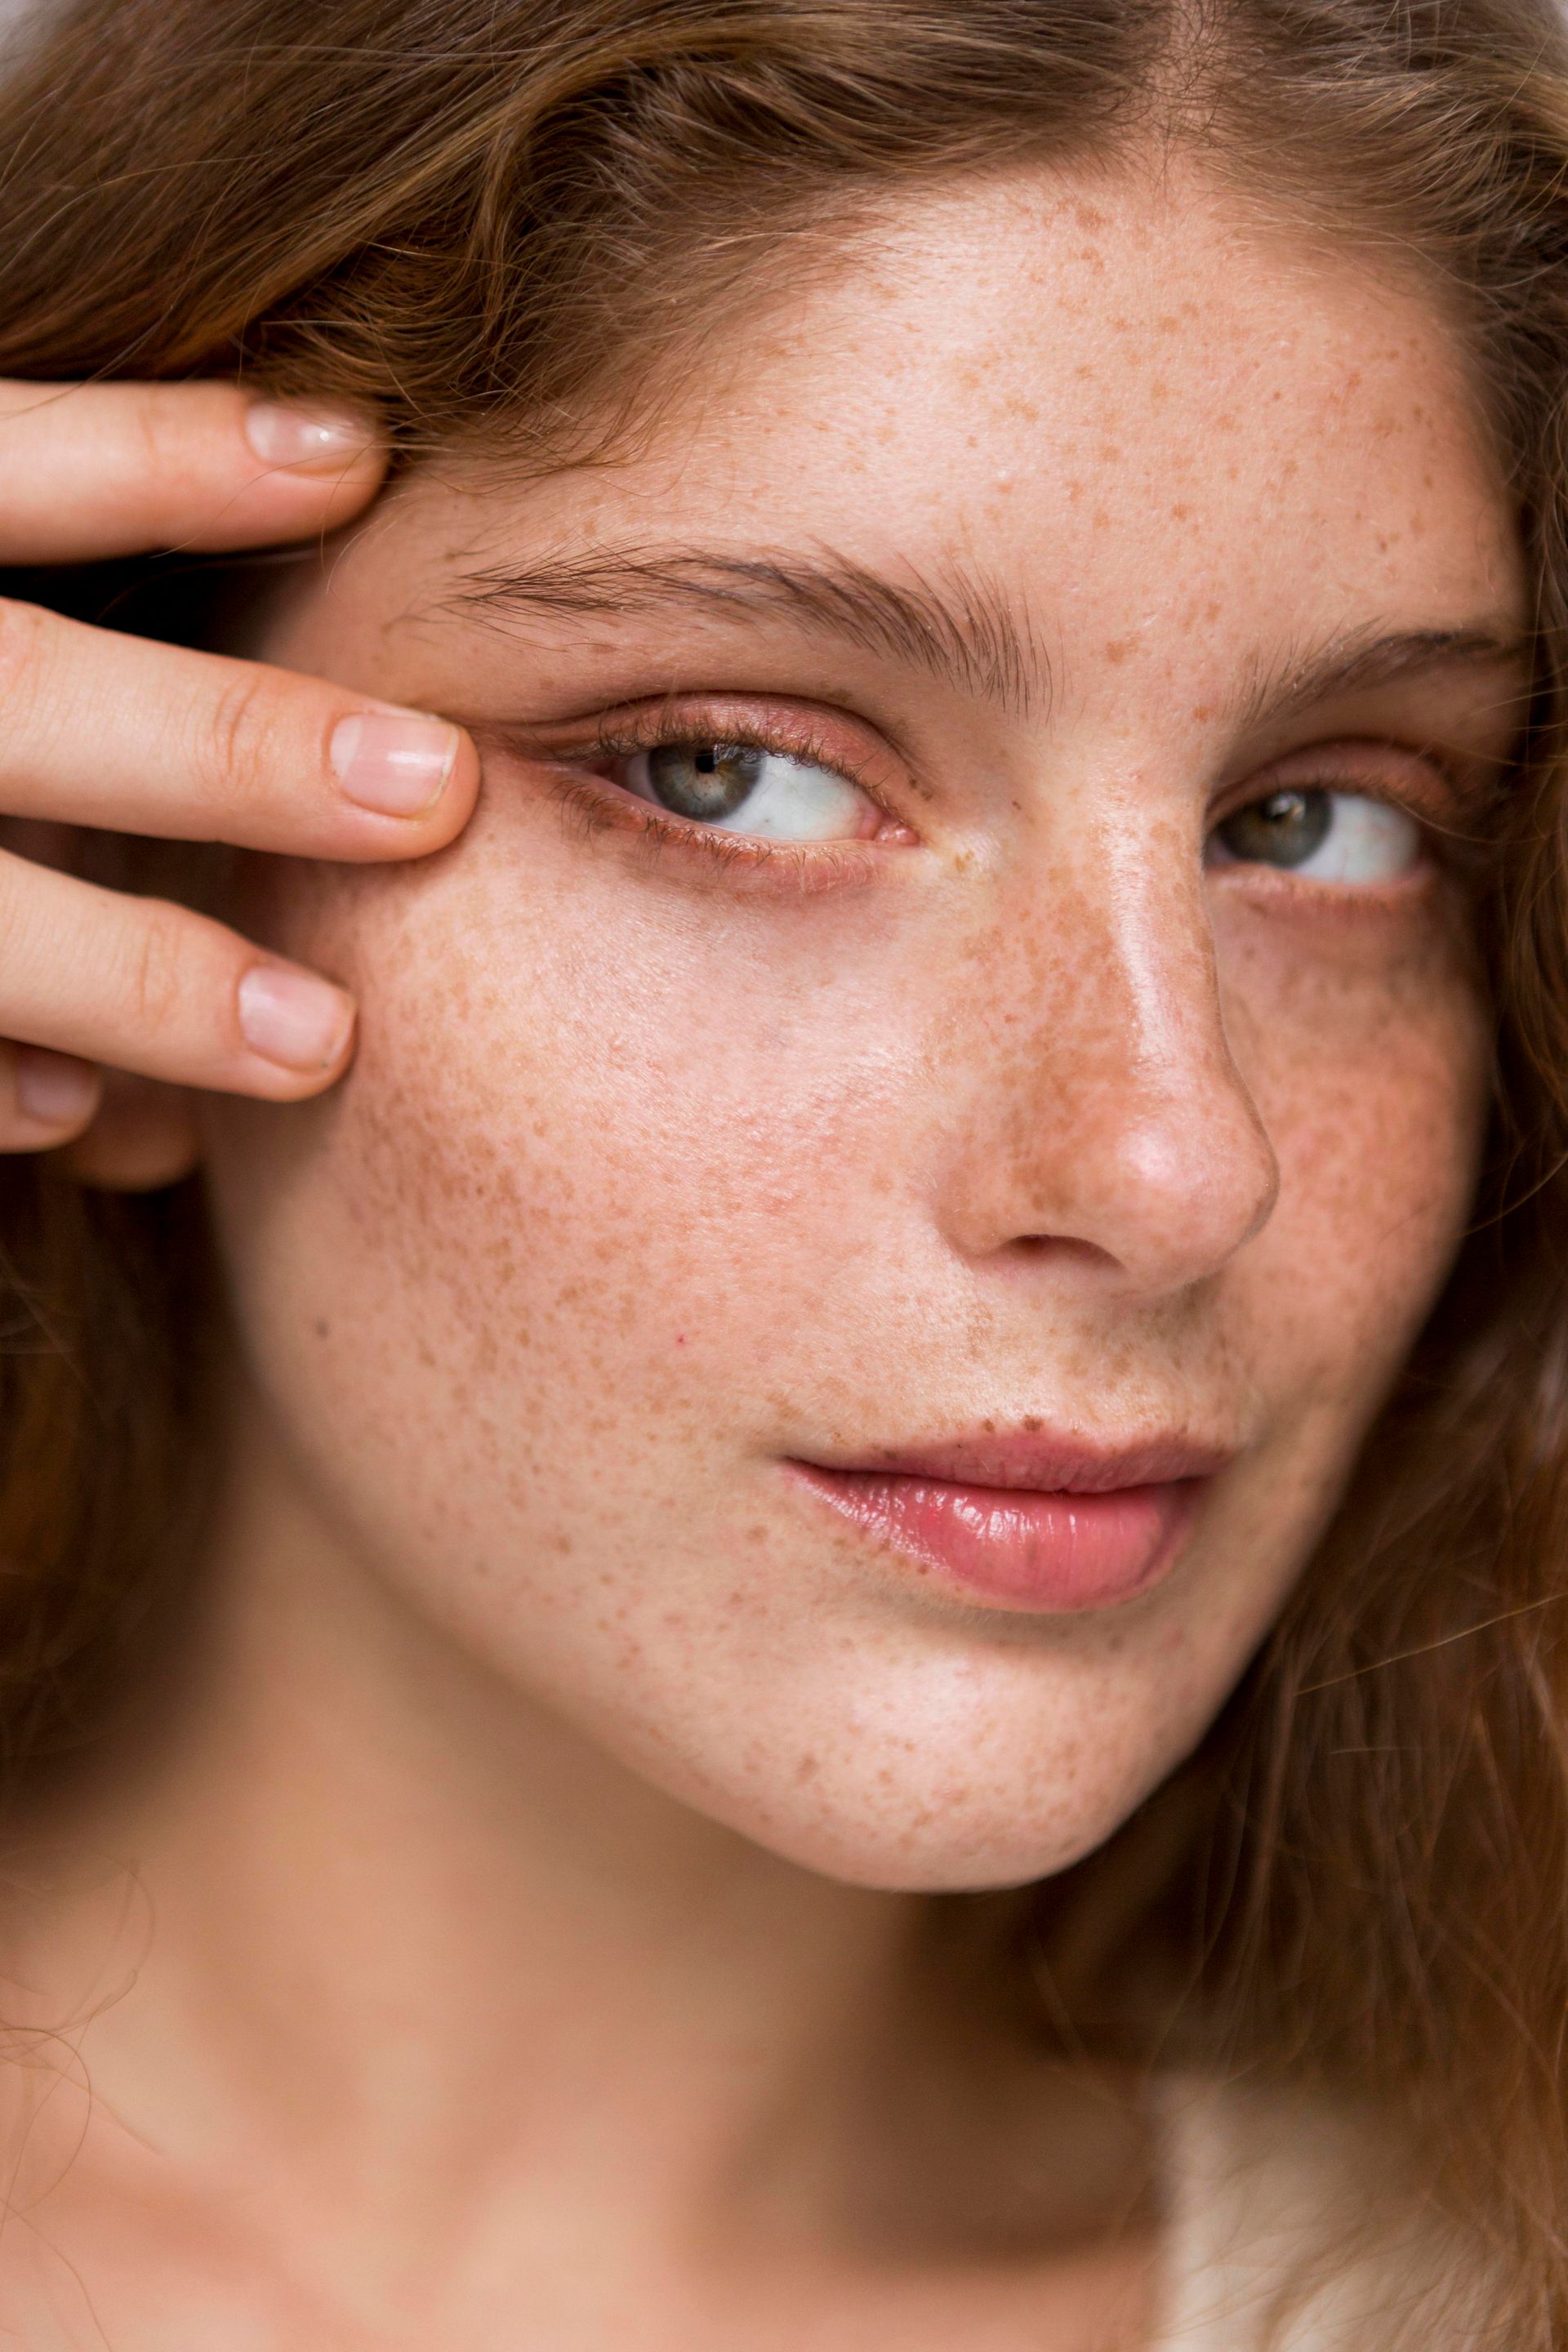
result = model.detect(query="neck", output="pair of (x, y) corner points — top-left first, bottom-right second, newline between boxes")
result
(3, 1392), (1151, 2307)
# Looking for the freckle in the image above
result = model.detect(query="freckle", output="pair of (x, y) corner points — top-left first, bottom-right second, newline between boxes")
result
(1022, 1415), (1041, 1432)
(1170, 502), (1190, 521)
(982, 1416), (996, 1433)
(313, 1318), (330, 1339)
(795, 1754), (819, 1784)
(1104, 640), (1128, 664)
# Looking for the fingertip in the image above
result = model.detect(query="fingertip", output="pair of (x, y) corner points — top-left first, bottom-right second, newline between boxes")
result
(235, 963), (358, 1094)
(243, 400), (376, 475)
(326, 708), (481, 856)
(242, 398), (386, 515)
(62, 1074), (201, 1192)
(444, 724), (484, 830)
(11, 1047), (102, 1141)
(185, 392), (387, 551)
(400, 718), (482, 851)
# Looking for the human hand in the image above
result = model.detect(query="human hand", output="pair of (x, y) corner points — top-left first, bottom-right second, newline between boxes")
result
(0, 380), (479, 1183)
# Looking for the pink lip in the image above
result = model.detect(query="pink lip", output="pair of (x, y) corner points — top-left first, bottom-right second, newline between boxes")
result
(786, 1432), (1230, 1614)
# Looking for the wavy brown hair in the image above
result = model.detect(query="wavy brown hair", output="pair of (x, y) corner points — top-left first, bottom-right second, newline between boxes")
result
(0, 0), (1566, 2334)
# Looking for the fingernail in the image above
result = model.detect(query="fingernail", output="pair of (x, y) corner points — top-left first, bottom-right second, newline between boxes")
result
(15, 1049), (97, 1126)
(238, 966), (354, 1072)
(244, 400), (369, 473)
(330, 711), (458, 818)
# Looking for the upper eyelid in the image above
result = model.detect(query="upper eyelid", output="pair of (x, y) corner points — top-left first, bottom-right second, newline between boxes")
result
(546, 693), (920, 822)
(486, 701), (911, 880)
(529, 688), (911, 768)
(1207, 741), (1468, 826)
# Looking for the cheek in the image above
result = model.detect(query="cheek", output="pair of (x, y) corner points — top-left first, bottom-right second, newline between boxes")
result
(195, 839), (1492, 1892)
(207, 835), (908, 1533)
(1215, 887), (1490, 1414)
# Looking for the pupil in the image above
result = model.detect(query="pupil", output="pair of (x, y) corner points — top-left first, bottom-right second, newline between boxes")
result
(1217, 786), (1331, 869)
(647, 742), (764, 822)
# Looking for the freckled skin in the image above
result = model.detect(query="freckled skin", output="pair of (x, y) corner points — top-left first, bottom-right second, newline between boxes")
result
(199, 156), (1511, 1895)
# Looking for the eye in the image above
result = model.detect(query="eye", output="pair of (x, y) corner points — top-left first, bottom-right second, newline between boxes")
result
(617, 741), (875, 842)
(1207, 786), (1423, 884)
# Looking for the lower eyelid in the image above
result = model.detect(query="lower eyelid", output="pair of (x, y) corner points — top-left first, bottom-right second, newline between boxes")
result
(542, 764), (884, 889)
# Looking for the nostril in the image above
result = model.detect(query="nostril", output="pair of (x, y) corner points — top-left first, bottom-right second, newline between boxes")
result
(1008, 1232), (1120, 1269)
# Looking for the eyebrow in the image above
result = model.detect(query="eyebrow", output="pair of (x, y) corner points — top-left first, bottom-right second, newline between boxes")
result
(1246, 625), (1533, 728)
(452, 541), (1532, 732)
(451, 544), (1049, 717)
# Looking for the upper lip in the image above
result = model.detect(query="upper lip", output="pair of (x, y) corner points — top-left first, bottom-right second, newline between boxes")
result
(799, 1430), (1236, 1494)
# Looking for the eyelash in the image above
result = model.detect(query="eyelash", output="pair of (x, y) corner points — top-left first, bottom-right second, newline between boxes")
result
(538, 704), (901, 886)
(520, 704), (1490, 897)
(545, 762), (887, 898)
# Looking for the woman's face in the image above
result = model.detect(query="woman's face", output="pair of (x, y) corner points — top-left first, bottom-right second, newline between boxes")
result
(206, 160), (1522, 1890)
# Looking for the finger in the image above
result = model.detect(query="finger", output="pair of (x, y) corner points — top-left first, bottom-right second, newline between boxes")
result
(0, 598), (479, 858)
(61, 1071), (199, 1192)
(0, 380), (385, 563)
(0, 849), (356, 1100)
(0, 1044), (103, 1152)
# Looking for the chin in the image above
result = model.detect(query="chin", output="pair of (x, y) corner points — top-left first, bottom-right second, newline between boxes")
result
(645, 1743), (1167, 1895)
(743, 1811), (1131, 1896)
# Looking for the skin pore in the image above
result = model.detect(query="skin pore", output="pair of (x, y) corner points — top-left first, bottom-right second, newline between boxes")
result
(0, 158), (1526, 2347)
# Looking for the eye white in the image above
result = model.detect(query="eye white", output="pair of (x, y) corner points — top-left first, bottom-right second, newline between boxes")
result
(1295, 794), (1422, 882)
(623, 744), (870, 840)
(1209, 789), (1423, 884)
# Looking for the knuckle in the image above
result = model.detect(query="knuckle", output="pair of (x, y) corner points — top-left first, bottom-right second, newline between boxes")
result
(0, 595), (51, 722)
(127, 384), (243, 510)
(128, 385), (198, 490)
(121, 899), (194, 1040)
(191, 666), (280, 813)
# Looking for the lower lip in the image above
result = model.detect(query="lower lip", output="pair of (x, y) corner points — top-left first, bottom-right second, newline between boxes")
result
(789, 1467), (1205, 1613)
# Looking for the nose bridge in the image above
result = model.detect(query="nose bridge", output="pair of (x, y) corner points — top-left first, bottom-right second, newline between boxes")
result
(944, 817), (1279, 1291)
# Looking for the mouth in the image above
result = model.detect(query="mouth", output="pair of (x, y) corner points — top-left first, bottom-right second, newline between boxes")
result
(784, 1431), (1233, 1615)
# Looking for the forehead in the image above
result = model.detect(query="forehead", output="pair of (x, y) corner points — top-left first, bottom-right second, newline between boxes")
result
(363, 158), (1524, 673)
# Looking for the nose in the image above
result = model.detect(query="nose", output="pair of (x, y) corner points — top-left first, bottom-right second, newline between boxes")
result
(933, 819), (1279, 1297)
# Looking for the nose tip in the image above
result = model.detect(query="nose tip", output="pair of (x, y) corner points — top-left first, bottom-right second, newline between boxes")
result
(1085, 1076), (1280, 1292)
(934, 884), (1282, 1297)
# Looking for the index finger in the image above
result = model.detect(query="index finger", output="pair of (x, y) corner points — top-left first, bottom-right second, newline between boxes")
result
(0, 379), (385, 564)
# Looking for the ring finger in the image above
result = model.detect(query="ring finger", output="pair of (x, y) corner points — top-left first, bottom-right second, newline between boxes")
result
(0, 848), (355, 1098)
